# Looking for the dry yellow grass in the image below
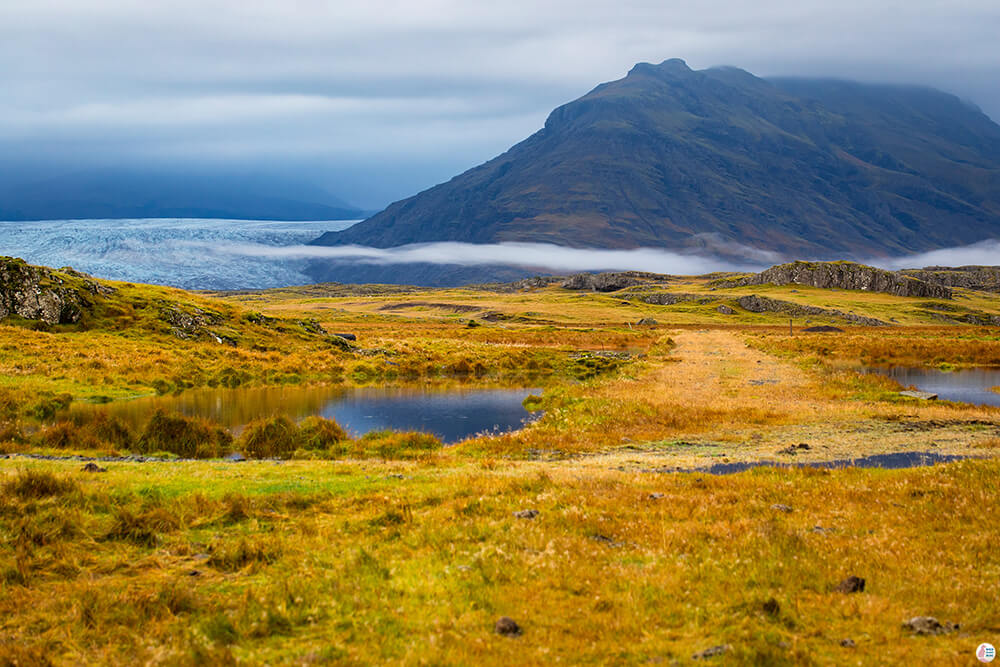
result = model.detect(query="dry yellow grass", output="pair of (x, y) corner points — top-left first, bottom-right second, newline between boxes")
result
(1, 459), (997, 665)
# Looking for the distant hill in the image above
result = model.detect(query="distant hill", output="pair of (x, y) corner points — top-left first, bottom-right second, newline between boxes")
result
(0, 169), (365, 222)
(312, 59), (1000, 267)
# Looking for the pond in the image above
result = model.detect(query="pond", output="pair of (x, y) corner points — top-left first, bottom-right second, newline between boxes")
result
(84, 385), (541, 444)
(693, 451), (973, 475)
(867, 366), (1000, 407)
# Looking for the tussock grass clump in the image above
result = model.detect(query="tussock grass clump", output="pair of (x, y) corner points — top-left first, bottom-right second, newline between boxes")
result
(0, 387), (19, 420)
(3, 469), (79, 499)
(239, 415), (298, 459)
(83, 410), (134, 449)
(104, 506), (181, 546)
(138, 409), (233, 458)
(297, 416), (348, 453)
(208, 536), (283, 572)
(27, 392), (73, 421)
(356, 430), (442, 459)
(0, 420), (25, 448)
(13, 507), (84, 548)
(35, 421), (95, 450)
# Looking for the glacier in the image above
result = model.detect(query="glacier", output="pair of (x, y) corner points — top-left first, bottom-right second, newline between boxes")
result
(0, 218), (357, 290)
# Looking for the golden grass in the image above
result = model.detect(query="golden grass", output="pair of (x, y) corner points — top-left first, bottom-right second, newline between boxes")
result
(2, 273), (1000, 663)
(0, 459), (997, 665)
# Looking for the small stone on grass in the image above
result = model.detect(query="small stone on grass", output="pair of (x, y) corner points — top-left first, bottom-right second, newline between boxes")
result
(836, 576), (865, 594)
(495, 616), (522, 637)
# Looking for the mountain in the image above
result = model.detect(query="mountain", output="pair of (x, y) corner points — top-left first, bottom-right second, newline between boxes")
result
(0, 168), (366, 222)
(312, 59), (1000, 264)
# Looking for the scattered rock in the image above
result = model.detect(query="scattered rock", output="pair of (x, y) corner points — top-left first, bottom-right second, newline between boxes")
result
(225, 452), (247, 462)
(899, 390), (938, 400)
(158, 302), (226, 341)
(637, 317), (658, 325)
(513, 509), (539, 519)
(777, 443), (811, 455)
(836, 576), (866, 594)
(771, 504), (793, 513)
(811, 525), (828, 534)
(902, 616), (959, 635)
(332, 332), (357, 341)
(840, 639), (856, 648)
(81, 462), (107, 473)
(590, 534), (624, 547)
(648, 492), (666, 500)
(692, 645), (730, 660)
(494, 616), (522, 637)
(716, 305), (735, 315)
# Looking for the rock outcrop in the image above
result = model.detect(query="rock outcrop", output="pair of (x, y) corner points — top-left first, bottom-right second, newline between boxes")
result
(0, 256), (116, 325)
(901, 265), (1000, 293)
(736, 294), (892, 326)
(561, 272), (669, 292)
(727, 261), (952, 299)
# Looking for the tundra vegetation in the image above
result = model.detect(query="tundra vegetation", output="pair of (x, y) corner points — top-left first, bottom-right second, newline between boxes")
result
(1, 260), (999, 664)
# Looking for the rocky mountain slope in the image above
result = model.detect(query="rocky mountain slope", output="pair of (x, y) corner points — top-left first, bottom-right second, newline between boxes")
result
(311, 59), (1000, 271)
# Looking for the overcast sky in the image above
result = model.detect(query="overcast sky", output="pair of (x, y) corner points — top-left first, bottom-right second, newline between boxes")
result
(2, 0), (999, 208)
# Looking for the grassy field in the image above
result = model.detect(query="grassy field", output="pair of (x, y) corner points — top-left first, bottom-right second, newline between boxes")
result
(2, 269), (999, 664)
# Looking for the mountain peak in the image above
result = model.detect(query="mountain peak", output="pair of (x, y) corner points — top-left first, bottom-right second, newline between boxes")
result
(628, 58), (692, 79)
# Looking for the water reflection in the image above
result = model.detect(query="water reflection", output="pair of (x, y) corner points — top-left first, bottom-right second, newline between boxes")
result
(84, 385), (541, 444)
(867, 367), (1000, 407)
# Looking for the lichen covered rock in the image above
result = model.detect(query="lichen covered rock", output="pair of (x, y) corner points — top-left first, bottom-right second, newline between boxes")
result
(0, 256), (115, 325)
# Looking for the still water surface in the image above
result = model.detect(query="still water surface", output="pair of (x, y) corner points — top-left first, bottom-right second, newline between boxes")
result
(92, 385), (541, 444)
(867, 366), (1000, 407)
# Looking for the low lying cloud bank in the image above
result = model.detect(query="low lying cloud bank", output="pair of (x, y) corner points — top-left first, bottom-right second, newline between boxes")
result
(865, 239), (1000, 271)
(207, 241), (769, 275)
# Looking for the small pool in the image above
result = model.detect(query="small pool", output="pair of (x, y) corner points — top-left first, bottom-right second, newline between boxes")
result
(693, 451), (973, 475)
(867, 367), (1000, 407)
(84, 385), (542, 444)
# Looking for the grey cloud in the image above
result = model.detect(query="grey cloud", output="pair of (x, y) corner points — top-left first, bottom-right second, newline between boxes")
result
(1, 1), (999, 207)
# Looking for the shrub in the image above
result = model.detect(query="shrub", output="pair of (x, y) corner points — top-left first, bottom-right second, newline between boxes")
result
(239, 415), (298, 459)
(137, 410), (233, 458)
(297, 416), (348, 453)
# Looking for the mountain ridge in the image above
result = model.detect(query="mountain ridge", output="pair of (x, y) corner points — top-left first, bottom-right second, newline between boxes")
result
(311, 59), (1000, 271)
